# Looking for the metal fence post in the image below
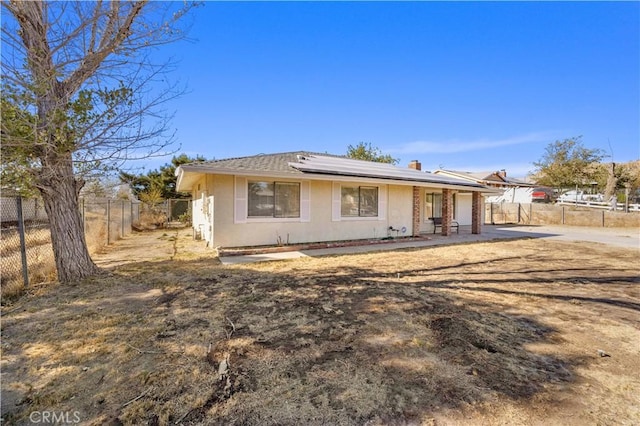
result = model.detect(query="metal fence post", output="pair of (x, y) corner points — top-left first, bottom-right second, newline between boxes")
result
(163, 199), (166, 223)
(16, 196), (29, 288)
(107, 199), (111, 245)
(121, 200), (125, 238)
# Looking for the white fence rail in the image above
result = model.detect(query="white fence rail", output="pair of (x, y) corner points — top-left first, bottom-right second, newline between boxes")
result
(556, 199), (640, 212)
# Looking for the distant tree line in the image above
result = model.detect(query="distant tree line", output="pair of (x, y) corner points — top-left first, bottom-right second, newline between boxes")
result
(533, 136), (639, 198)
(119, 154), (207, 202)
(346, 142), (398, 164)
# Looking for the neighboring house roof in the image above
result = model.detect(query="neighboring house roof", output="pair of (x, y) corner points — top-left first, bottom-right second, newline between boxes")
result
(433, 169), (534, 187)
(503, 177), (534, 186)
(176, 151), (492, 192)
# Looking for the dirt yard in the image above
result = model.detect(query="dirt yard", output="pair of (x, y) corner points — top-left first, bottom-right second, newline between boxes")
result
(1, 230), (639, 425)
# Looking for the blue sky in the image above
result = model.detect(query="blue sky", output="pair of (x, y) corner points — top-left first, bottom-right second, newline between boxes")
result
(155, 1), (638, 178)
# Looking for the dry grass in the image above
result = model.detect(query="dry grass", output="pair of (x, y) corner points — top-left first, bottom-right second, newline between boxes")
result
(1, 215), (109, 301)
(135, 210), (168, 230)
(1, 228), (57, 300)
(84, 216), (108, 254)
(1, 230), (639, 425)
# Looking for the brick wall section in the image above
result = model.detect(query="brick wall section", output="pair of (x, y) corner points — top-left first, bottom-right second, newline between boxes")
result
(441, 188), (452, 236)
(412, 186), (420, 236)
(472, 191), (482, 234)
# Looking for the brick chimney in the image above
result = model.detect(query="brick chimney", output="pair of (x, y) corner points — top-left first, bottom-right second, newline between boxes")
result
(408, 160), (422, 171)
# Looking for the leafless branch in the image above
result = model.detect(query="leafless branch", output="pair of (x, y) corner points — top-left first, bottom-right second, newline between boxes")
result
(225, 317), (236, 340)
(121, 386), (153, 408)
(1, 0), (200, 282)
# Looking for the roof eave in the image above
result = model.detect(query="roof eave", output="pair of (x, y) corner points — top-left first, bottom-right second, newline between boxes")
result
(176, 161), (498, 193)
(295, 168), (487, 190)
(178, 164), (303, 178)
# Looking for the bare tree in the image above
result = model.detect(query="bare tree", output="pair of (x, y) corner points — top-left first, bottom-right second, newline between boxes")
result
(1, 1), (199, 282)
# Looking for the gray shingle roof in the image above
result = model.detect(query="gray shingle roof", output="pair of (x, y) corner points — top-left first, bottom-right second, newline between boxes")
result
(177, 151), (492, 191)
(181, 151), (338, 175)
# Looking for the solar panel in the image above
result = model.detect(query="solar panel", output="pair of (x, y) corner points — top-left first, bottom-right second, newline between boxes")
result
(289, 155), (486, 189)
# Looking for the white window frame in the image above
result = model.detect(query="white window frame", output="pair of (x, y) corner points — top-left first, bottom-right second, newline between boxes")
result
(248, 181), (301, 219)
(332, 182), (387, 222)
(235, 176), (310, 224)
(424, 191), (456, 221)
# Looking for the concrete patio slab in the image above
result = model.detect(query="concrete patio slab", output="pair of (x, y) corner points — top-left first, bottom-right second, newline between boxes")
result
(218, 224), (639, 265)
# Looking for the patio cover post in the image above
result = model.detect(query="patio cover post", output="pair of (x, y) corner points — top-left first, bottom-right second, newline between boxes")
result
(412, 186), (420, 237)
(472, 191), (482, 234)
(441, 188), (453, 236)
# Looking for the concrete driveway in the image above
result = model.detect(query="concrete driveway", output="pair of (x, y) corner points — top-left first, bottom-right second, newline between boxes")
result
(486, 224), (640, 250)
(219, 224), (639, 264)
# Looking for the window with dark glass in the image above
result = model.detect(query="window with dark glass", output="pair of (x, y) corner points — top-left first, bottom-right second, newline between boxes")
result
(341, 186), (378, 217)
(248, 181), (300, 218)
(426, 192), (455, 219)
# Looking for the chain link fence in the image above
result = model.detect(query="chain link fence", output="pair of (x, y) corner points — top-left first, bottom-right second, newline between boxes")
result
(167, 198), (190, 222)
(1, 197), (53, 295)
(80, 198), (140, 247)
(1, 196), (141, 297)
(134, 199), (190, 230)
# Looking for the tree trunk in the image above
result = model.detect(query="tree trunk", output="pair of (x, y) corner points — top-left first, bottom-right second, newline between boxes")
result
(39, 157), (100, 283)
(604, 162), (617, 199)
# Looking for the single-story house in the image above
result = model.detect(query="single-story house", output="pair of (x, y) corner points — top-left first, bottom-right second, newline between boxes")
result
(175, 152), (493, 248)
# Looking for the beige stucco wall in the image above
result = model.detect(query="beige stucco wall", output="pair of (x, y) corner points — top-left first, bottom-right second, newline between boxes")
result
(386, 184), (414, 237)
(456, 193), (473, 226)
(190, 175), (213, 244)
(188, 174), (481, 247)
(195, 175), (418, 247)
